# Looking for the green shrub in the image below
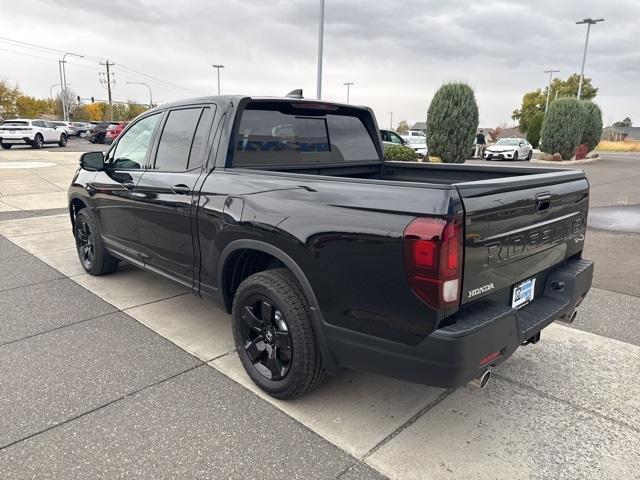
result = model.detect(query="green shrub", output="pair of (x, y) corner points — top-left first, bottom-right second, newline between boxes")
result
(540, 98), (586, 160)
(426, 83), (479, 163)
(526, 112), (544, 148)
(384, 144), (418, 161)
(580, 101), (603, 152)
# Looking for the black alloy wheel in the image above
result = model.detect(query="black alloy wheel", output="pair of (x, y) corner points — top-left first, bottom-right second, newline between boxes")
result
(513, 151), (519, 161)
(75, 217), (95, 270)
(32, 134), (44, 149)
(526, 149), (532, 160)
(239, 295), (293, 381)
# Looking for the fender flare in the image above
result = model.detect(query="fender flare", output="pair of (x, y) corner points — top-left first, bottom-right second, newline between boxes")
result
(217, 239), (338, 372)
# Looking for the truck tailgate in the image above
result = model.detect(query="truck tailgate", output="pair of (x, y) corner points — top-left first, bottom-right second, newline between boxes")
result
(455, 172), (589, 304)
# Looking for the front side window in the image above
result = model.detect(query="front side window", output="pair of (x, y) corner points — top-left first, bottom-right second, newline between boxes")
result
(389, 132), (404, 144)
(111, 113), (161, 169)
(154, 108), (206, 171)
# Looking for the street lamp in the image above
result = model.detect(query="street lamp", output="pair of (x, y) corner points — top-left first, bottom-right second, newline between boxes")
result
(59, 52), (84, 121)
(126, 81), (153, 108)
(211, 65), (224, 95)
(389, 112), (393, 130)
(576, 17), (604, 99)
(544, 69), (559, 114)
(316, 0), (325, 99)
(343, 82), (354, 104)
(49, 83), (68, 115)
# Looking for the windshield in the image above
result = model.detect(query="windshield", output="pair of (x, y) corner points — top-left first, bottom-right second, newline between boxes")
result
(496, 139), (520, 146)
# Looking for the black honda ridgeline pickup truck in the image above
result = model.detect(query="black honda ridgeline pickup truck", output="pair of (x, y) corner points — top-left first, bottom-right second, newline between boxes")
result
(69, 95), (593, 399)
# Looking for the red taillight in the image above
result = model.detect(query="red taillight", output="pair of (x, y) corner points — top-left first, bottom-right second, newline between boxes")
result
(479, 350), (500, 366)
(403, 215), (463, 309)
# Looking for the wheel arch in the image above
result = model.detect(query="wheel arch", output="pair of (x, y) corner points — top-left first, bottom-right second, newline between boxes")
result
(217, 239), (338, 372)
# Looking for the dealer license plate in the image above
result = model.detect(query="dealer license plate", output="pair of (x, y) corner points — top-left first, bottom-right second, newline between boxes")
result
(512, 278), (536, 309)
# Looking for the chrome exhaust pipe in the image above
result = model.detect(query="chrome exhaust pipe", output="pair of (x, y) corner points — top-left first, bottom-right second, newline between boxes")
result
(469, 370), (491, 389)
(559, 309), (578, 325)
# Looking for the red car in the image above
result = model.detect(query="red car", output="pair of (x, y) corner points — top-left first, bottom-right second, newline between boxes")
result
(104, 122), (129, 144)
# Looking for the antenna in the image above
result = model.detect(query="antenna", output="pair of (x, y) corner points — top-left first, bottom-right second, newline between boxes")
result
(286, 89), (304, 99)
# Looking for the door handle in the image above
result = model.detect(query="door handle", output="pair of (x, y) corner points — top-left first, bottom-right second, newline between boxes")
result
(171, 184), (191, 195)
(535, 193), (551, 213)
(122, 181), (136, 190)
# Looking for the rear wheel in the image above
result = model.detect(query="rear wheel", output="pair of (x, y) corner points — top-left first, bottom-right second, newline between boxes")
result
(526, 149), (532, 161)
(58, 133), (67, 147)
(232, 268), (327, 399)
(0, 143), (12, 150)
(74, 209), (119, 276)
(32, 134), (44, 149)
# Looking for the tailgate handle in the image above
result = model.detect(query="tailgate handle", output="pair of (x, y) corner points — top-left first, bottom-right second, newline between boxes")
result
(536, 193), (551, 213)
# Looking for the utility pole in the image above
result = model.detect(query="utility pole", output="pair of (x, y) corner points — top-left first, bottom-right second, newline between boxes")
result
(57, 62), (65, 119)
(211, 65), (224, 95)
(99, 60), (115, 121)
(316, 0), (325, 99)
(49, 83), (67, 115)
(544, 69), (559, 114)
(343, 82), (354, 103)
(576, 17), (604, 99)
(389, 112), (393, 130)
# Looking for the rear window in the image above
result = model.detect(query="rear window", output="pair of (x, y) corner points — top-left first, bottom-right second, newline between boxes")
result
(1, 121), (29, 126)
(232, 103), (379, 167)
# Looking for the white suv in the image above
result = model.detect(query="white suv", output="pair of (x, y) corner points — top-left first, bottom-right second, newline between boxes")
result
(0, 119), (68, 149)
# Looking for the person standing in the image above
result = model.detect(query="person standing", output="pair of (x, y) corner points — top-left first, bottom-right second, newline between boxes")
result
(474, 129), (486, 159)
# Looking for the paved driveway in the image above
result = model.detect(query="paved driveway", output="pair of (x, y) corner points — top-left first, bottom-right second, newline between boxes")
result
(1, 148), (639, 479)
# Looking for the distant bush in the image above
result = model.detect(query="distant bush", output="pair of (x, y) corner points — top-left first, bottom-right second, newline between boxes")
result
(580, 101), (603, 152)
(384, 144), (418, 161)
(540, 98), (585, 160)
(526, 112), (544, 148)
(426, 82), (479, 163)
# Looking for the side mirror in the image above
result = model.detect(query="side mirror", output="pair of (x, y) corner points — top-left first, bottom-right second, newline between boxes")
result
(80, 151), (105, 171)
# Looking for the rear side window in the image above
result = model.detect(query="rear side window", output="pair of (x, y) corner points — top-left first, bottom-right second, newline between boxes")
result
(233, 103), (379, 167)
(154, 107), (213, 171)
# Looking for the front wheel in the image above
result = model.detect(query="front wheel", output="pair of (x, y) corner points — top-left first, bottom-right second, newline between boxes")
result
(513, 151), (519, 161)
(0, 143), (12, 150)
(232, 268), (327, 399)
(58, 133), (67, 147)
(74, 209), (119, 276)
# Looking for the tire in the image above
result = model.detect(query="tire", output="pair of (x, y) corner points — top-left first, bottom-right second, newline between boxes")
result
(74, 209), (119, 276)
(526, 149), (532, 161)
(58, 133), (67, 147)
(32, 134), (44, 149)
(232, 268), (327, 399)
(513, 151), (519, 161)
(1, 143), (12, 150)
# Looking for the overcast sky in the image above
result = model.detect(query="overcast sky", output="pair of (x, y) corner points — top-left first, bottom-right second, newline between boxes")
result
(1, 0), (637, 128)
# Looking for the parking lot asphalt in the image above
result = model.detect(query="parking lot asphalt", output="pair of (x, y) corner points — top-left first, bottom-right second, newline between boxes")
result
(1, 145), (639, 479)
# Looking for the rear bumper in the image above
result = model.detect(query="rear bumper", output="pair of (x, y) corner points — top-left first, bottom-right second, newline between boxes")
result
(324, 258), (593, 388)
(0, 136), (33, 144)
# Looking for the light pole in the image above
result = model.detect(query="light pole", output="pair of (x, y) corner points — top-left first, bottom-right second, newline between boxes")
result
(316, 0), (325, 99)
(126, 81), (153, 108)
(389, 112), (393, 130)
(343, 82), (354, 103)
(60, 52), (84, 121)
(49, 83), (66, 115)
(576, 17), (604, 99)
(212, 65), (224, 95)
(544, 69), (559, 114)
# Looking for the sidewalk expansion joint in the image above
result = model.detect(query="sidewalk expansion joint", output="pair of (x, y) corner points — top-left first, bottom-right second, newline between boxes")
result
(0, 363), (205, 452)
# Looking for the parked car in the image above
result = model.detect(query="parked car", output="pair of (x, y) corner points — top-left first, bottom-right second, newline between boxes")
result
(484, 137), (533, 161)
(69, 95), (593, 399)
(85, 122), (112, 144)
(104, 121), (129, 144)
(0, 118), (68, 149)
(71, 122), (91, 136)
(403, 130), (426, 140)
(381, 129), (427, 158)
(49, 121), (77, 137)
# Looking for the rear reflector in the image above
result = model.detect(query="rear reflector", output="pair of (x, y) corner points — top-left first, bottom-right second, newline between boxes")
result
(479, 350), (500, 366)
(403, 215), (463, 309)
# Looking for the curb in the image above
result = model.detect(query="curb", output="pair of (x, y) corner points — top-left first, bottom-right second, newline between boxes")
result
(531, 156), (602, 165)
